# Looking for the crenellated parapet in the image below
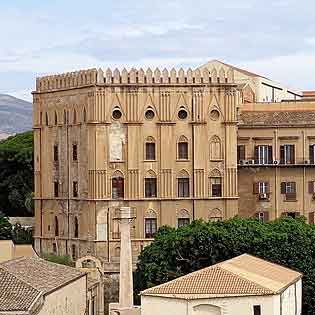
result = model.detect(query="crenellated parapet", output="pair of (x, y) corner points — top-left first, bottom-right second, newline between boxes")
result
(36, 69), (98, 92)
(35, 66), (235, 92)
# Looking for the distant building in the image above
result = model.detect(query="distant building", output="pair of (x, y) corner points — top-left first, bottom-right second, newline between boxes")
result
(302, 91), (315, 101)
(0, 240), (37, 263)
(0, 257), (87, 315)
(238, 101), (315, 222)
(141, 254), (302, 315)
(199, 60), (302, 103)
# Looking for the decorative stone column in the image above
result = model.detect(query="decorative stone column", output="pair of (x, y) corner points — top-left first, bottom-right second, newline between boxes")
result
(119, 206), (134, 308)
(109, 207), (141, 315)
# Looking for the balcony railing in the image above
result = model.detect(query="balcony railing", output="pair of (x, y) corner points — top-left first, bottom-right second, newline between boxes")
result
(258, 193), (270, 201)
(238, 158), (315, 167)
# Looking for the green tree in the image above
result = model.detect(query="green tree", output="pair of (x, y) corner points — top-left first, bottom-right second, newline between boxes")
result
(0, 214), (12, 240)
(11, 223), (33, 244)
(0, 131), (33, 216)
(134, 217), (315, 314)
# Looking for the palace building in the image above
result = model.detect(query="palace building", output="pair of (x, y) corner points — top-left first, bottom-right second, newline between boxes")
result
(32, 61), (315, 272)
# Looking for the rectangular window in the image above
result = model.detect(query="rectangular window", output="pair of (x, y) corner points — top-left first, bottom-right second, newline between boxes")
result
(145, 178), (157, 198)
(145, 143), (156, 160)
(73, 181), (78, 198)
(237, 145), (245, 163)
(178, 178), (190, 197)
(310, 145), (315, 164)
(178, 142), (188, 160)
(281, 182), (296, 201)
(145, 218), (157, 238)
(178, 218), (190, 228)
(280, 144), (295, 164)
(255, 145), (272, 164)
(253, 305), (261, 315)
(54, 181), (59, 198)
(112, 177), (124, 199)
(53, 145), (58, 162)
(258, 182), (268, 194)
(72, 144), (78, 161)
(211, 178), (222, 197)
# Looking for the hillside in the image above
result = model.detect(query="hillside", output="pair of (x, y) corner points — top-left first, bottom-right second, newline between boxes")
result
(0, 94), (32, 135)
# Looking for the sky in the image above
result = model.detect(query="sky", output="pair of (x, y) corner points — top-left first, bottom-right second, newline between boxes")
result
(0, 0), (315, 101)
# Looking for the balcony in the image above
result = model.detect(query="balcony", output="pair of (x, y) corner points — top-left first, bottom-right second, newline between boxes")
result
(238, 158), (315, 167)
(258, 193), (270, 201)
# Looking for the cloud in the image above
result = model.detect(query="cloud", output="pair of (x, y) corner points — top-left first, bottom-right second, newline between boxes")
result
(0, 0), (315, 97)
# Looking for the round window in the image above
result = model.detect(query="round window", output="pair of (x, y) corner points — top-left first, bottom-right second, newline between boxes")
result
(145, 109), (155, 120)
(178, 109), (188, 120)
(112, 109), (122, 120)
(210, 109), (220, 120)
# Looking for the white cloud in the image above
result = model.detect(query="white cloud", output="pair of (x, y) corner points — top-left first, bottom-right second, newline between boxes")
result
(240, 52), (315, 90)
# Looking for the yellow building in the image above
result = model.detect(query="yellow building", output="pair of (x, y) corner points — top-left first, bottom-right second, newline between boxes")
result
(238, 101), (315, 223)
(32, 65), (239, 270)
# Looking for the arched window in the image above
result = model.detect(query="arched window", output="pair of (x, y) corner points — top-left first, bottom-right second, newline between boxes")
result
(74, 217), (79, 238)
(177, 170), (190, 197)
(145, 170), (157, 198)
(178, 136), (188, 160)
(73, 109), (77, 124)
(112, 171), (124, 199)
(54, 111), (58, 125)
(209, 208), (223, 222)
(54, 216), (59, 236)
(145, 136), (156, 160)
(83, 108), (87, 123)
(177, 209), (190, 228)
(144, 209), (157, 238)
(45, 112), (49, 126)
(209, 169), (222, 197)
(210, 135), (222, 160)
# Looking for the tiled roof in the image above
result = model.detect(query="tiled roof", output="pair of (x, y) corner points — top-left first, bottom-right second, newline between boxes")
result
(0, 266), (40, 312)
(141, 254), (302, 299)
(239, 111), (315, 126)
(1, 257), (85, 295)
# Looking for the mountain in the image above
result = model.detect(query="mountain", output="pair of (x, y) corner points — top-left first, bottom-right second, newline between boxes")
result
(0, 94), (32, 135)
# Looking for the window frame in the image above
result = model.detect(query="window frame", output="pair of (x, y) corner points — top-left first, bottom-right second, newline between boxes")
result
(178, 177), (190, 198)
(178, 141), (188, 160)
(145, 142), (156, 161)
(145, 178), (157, 198)
(145, 218), (157, 238)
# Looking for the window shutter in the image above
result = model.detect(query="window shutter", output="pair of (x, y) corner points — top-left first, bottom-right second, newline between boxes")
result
(268, 146), (273, 163)
(292, 182), (297, 193)
(309, 212), (315, 225)
(280, 145), (285, 163)
(310, 145), (314, 164)
(266, 182), (270, 193)
(253, 183), (259, 194)
(238, 145), (245, 161)
(281, 182), (286, 194)
(264, 211), (269, 222)
(291, 145), (295, 163)
(309, 182), (315, 194)
(254, 146), (259, 161)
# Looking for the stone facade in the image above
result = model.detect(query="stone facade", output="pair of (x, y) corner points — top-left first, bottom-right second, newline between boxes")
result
(33, 66), (239, 271)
